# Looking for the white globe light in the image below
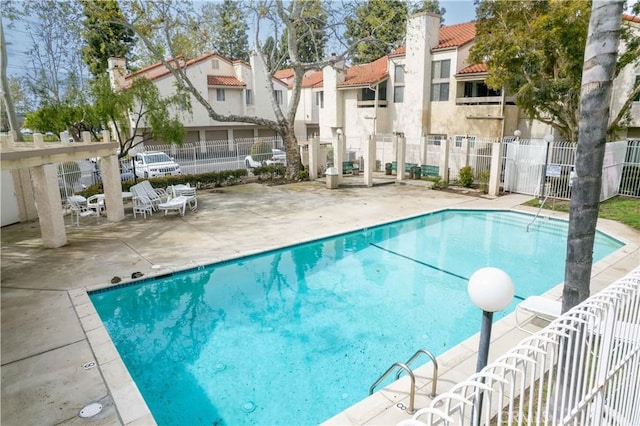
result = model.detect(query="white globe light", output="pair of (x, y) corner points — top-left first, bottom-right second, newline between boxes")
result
(544, 134), (554, 143)
(467, 267), (514, 312)
(513, 130), (522, 137)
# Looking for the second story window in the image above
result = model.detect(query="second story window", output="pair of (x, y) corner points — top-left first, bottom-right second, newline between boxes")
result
(315, 91), (324, 108)
(431, 59), (451, 102)
(394, 64), (405, 103)
(274, 90), (283, 105)
(394, 64), (405, 84)
(394, 86), (404, 103)
(216, 88), (225, 101)
(246, 89), (254, 105)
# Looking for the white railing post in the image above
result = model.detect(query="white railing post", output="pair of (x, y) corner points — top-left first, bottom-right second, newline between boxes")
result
(396, 134), (406, 182)
(420, 135), (428, 166)
(440, 137), (450, 183)
(488, 141), (504, 197)
(309, 136), (320, 180)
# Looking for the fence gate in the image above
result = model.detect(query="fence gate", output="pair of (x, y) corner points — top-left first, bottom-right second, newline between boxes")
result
(503, 139), (547, 195)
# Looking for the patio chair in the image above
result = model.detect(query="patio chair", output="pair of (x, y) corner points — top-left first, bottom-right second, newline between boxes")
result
(139, 180), (165, 210)
(132, 194), (154, 219)
(158, 195), (189, 216)
(67, 195), (98, 226)
(515, 296), (562, 334)
(170, 184), (197, 211)
(86, 194), (105, 216)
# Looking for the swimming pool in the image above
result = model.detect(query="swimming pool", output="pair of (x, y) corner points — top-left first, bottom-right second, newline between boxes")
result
(89, 209), (623, 425)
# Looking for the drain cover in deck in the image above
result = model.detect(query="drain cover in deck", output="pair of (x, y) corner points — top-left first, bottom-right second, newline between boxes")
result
(79, 402), (103, 418)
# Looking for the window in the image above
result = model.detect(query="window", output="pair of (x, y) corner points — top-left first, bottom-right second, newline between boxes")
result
(431, 83), (449, 101)
(274, 90), (283, 105)
(430, 59), (451, 102)
(432, 59), (451, 79)
(359, 81), (388, 102)
(634, 76), (640, 102)
(216, 88), (225, 101)
(315, 91), (324, 108)
(211, 59), (219, 70)
(245, 89), (254, 105)
(464, 81), (501, 98)
(394, 86), (404, 103)
(394, 64), (405, 84)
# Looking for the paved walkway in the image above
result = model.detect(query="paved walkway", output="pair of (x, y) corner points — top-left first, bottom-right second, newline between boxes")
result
(2, 178), (638, 425)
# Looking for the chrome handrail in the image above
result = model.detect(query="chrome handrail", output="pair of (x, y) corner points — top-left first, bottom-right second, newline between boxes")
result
(526, 193), (549, 232)
(395, 348), (439, 398)
(369, 362), (416, 414)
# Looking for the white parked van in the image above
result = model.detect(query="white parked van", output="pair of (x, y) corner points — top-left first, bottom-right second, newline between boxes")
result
(133, 152), (181, 178)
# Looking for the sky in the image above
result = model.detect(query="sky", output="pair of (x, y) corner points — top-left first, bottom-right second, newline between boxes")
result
(3, 1), (477, 79)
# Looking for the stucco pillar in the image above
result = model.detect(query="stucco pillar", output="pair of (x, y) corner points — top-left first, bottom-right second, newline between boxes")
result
(12, 168), (38, 221)
(420, 136), (428, 166)
(82, 131), (92, 143)
(463, 136), (471, 167)
(488, 141), (504, 197)
(334, 132), (345, 184)
(31, 164), (67, 248)
(440, 137), (451, 182)
(363, 134), (376, 187)
(309, 136), (320, 180)
(101, 154), (125, 222)
(396, 136), (406, 183)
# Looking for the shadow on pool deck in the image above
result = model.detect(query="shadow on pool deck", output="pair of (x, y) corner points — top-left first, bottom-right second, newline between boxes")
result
(2, 180), (638, 425)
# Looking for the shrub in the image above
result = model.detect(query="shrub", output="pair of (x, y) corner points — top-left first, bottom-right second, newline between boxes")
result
(250, 140), (272, 164)
(431, 176), (448, 190)
(297, 169), (309, 181)
(459, 166), (474, 188)
(478, 169), (490, 194)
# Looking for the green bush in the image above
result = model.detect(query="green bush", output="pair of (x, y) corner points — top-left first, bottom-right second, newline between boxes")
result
(250, 140), (273, 164)
(478, 169), (490, 194)
(459, 166), (474, 188)
(254, 164), (286, 180)
(431, 176), (448, 190)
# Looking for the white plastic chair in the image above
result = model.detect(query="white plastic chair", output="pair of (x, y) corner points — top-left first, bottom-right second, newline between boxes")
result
(67, 196), (97, 226)
(86, 195), (105, 216)
(171, 184), (197, 211)
(139, 180), (164, 210)
(132, 194), (154, 219)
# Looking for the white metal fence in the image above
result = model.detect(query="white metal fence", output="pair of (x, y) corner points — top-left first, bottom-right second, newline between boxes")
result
(403, 267), (640, 426)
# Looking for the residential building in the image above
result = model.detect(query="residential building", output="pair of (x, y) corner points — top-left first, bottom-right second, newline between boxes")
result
(108, 52), (289, 145)
(290, 12), (640, 143)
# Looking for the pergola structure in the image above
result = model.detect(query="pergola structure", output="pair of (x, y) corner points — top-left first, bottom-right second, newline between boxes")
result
(1, 131), (123, 248)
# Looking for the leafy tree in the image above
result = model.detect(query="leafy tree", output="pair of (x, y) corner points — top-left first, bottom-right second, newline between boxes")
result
(563, 1), (625, 311)
(278, 0), (327, 66)
(344, 0), (408, 64)
(24, 101), (101, 140)
(91, 74), (189, 158)
(209, 0), (249, 61)
(470, 0), (640, 141)
(82, 0), (137, 78)
(91, 0), (367, 179)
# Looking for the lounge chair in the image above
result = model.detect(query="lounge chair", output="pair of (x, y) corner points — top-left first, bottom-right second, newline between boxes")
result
(515, 296), (562, 333)
(138, 180), (166, 210)
(158, 195), (189, 216)
(132, 193), (154, 219)
(67, 195), (98, 226)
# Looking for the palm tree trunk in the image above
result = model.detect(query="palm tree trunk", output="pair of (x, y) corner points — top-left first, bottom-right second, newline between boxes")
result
(562, 0), (624, 313)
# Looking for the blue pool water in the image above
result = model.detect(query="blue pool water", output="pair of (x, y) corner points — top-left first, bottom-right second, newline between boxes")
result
(90, 210), (623, 425)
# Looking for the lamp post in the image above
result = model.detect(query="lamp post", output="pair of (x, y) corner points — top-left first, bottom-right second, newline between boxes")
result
(540, 134), (554, 201)
(467, 267), (514, 373)
(468, 267), (514, 425)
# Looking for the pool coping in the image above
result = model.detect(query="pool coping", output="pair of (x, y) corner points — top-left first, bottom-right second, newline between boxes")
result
(78, 206), (639, 426)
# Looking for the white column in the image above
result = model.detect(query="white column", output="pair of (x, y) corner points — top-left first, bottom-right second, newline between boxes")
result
(334, 132), (345, 184)
(396, 136), (406, 183)
(31, 164), (67, 248)
(102, 155), (125, 222)
(440, 137), (450, 182)
(309, 136), (320, 180)
(82, 131), (92, 143)
(420, 136), (428, 166)
(488, 141), (504, 197)
(363, 134), (376, 187)
(33, 132), (45, 148)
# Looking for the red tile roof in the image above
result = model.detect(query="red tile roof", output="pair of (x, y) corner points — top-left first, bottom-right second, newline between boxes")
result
(127, 52), (222, 82)
(274, 69), (295, 81)
(302, 71), (323, 88)
(389, 46), (406, 57)
(340, 56), (388, 87)
(623, 13), (640, 23)
(458, 63), (487, 74)
(434, 22), (476, 50)
(207, 75), (246, 86)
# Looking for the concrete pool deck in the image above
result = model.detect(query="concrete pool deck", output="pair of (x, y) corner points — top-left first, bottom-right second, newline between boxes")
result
(1, 178), (638, 425)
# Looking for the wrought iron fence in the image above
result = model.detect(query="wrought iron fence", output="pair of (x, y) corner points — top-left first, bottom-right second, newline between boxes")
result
(403, 267), (640, 425)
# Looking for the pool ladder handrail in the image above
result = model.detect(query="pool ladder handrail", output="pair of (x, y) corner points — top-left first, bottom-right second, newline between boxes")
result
(369, 362), (416, 414)
(526, 193), (549, 232)
(369, 349), (440, 416)
(395, 348), (439, 398)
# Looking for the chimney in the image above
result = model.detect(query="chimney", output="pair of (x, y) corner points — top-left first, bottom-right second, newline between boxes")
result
(107, 58), (127, 91)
